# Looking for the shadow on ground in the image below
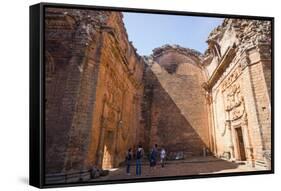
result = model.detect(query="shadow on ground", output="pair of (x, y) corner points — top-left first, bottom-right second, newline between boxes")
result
(90, 156), (258, 181)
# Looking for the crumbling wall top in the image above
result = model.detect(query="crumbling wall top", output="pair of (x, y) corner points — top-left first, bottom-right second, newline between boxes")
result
(205, 18), (271, 55)
(152, 44), (203, 59)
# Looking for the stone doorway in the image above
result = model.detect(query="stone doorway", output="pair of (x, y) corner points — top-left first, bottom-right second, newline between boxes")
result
(102, 131), (115, 169)
(234, 127), (246, 161)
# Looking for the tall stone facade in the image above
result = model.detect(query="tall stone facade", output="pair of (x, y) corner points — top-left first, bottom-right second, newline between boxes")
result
(45, 7), (272, 181)
(202, 19), (271, 168)
(45, 8), (144, 176)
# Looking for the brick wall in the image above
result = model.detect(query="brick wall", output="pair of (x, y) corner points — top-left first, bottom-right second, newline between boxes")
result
(142, 47), (211, 156)
(45, 9), (144, 174)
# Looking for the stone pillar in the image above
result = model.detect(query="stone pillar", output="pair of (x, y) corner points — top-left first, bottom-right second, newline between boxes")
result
(230, 124), (238, 160)
(241, 113), (255, 167)
(241, 51), (265, 161)
(225, 120), (235, 160)
(202, 86), (217, 156)
(206, 91), (214, 154)
(211, 93), (219, 157)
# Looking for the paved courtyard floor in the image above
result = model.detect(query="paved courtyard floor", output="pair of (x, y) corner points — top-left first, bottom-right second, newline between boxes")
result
(91, 156), (264, 181)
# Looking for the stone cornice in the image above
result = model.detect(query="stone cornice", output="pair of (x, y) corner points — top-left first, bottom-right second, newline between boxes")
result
(203, 45), (237, 91)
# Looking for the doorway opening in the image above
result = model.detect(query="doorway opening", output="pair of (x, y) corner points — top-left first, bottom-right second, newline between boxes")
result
(102, 131), (115, 169)
(235, 127), (246, 161)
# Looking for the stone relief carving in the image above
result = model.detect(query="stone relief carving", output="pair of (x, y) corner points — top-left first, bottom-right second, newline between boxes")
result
(221, 82), (251, 160)
(221, 65), (242, 92)
(224, 84), (245, 121)
(103, 67), (131, 142)
(105, 70), (124, 110)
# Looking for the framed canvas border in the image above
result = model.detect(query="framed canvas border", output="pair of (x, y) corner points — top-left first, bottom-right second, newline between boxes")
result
(29, 2), (274, 188)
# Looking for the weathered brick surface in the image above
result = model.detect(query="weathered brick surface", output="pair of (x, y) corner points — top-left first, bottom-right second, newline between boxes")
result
(142, 45), (211, 156)
(45, 9), (144, 174)
(45, 8), (91, 173)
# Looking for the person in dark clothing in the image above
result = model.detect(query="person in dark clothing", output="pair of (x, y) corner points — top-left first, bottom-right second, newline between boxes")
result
(149, 144), (158, 173)
(125, 148), (132, 175)
(132, 145), (136, 159)
(136, 145), (143, 176)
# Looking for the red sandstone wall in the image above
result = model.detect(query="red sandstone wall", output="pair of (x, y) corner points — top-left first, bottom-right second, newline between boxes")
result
(45, 9), (144, 174)
(45, 7), (93, 173)
(142, 47), (211, 157)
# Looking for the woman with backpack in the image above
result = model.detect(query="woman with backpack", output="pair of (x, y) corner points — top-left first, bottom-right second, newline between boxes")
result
(125, 148), (132, 175)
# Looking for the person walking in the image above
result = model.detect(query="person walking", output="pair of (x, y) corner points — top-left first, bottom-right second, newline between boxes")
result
(160, 147), (166, 168)
(125, 148), (132, 175)
(136, 145), (143, 176)
(149, 144), (158, 173)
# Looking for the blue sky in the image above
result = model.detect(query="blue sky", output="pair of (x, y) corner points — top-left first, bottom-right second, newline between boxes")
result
(123, 12), (223, 55)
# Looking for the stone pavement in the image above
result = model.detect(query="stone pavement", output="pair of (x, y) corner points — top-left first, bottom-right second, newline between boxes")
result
(91, 156), (264, 181)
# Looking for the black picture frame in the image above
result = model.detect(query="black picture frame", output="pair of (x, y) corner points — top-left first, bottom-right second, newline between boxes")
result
(30, 2), (274, 189)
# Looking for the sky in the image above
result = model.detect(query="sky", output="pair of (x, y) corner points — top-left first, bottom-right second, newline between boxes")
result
(123, 12), (223, 55)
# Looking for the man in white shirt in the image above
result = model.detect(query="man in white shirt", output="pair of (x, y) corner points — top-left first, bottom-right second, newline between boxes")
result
(160, 148), (166, 168)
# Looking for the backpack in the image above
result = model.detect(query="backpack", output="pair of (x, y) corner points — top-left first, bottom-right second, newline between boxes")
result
(125, 152), (131, 161)
(136, 150), (142, 159)
(151, 148), (157, 160)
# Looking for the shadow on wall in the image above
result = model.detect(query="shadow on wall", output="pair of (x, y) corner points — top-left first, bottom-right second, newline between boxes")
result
(143, 67), (209, 157)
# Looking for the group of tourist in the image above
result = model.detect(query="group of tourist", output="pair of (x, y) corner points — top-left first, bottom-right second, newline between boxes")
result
(125, 144), (166, 176)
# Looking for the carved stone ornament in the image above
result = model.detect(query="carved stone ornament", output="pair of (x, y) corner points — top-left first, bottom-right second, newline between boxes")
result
(224, 84), (245, 121)
(221, 65), (242, 92)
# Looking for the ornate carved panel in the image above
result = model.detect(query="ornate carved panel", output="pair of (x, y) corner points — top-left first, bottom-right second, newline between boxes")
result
(221, 65), (242, 92)
(224, 84), (245, 121)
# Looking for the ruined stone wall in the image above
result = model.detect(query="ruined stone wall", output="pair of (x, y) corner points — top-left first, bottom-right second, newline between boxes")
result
(142, 45), (211, 157)
(85, 12), (144, 169)
(45, 7), (103, 174)
(45, 8), (144, 176)
(203, 19), (271, 167)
